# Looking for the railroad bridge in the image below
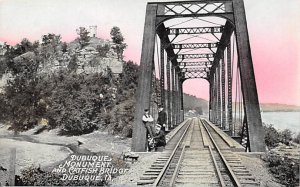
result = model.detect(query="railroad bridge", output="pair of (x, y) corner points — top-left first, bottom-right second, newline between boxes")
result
(132, 0), (265, 153)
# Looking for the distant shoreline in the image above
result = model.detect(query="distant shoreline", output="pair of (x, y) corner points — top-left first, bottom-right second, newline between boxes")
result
(261, 110), (300, 113)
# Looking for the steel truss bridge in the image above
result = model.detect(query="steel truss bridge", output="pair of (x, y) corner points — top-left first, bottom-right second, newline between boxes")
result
(132, 0), (265, 152)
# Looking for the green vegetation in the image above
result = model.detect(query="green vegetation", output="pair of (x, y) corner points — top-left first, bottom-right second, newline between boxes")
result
(76, 27), (91, 48)
(263, 124), (281, 148)
(263, 124), (299, 186)
(264, 152), (299, 187)
(43, 70), (116, 135)
(97, 43), (111, 57)
(293, 132), (300, 144)
(183, 94), (208, 115)
(263, 123), (296, 148)
(0, 27), (138, 137)
(110, 26), (127, 60)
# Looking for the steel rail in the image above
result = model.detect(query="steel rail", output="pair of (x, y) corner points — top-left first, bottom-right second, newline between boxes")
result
(166, 119), (190, 143)
(152, 118), (193, 186)
(198, 118), (226, 186)
(201, 119), (242, 187)
(169, 144), (186, 187)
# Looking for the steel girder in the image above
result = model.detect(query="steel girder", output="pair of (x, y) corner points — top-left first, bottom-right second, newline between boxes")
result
(227, 44), (233, 135)
(177, 53), (214, 60)
(181, 67), (209, 73)
(179, 61), (212, 67)
(132, 4), (157, 152)
(171, 43), (218, 49)
(153, 0), (234, 23)
(167, 26), (223, 35)
(183, 71), (208, 80)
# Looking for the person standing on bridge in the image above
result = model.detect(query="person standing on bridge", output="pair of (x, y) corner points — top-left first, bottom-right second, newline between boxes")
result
(142, 109), (154, 138)
(157, 105), (167, 132)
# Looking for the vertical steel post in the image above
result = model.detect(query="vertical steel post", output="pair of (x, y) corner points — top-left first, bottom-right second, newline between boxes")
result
(221, 54), (226, 129)
(227, 44), (233, 135)
(212, 73), (217, 123)
(209, 79), (213, 121)
(175, 72), (180, 124)
(160, 41), (165, 107)
(179, 79), (184, 122)
(211, 74), (214, 122)
(174, 71), (178, 124)
(176, 72), (181, 124)
(167, 59), (171, 130)
(131, 4), (157, 152)
(177, 74), (181, 122)
(217, 65), (221, 126)
(171, 66), (176, 127)
(233, 0), (265, 152)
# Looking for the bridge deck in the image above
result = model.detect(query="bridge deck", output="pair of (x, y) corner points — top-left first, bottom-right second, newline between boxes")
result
(203, 119), (245, 151)
(137, 117), (259, 186)
(166, 118), (244, 152)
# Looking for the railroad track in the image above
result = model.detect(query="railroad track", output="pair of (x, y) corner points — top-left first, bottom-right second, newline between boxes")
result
(137, 117), (260, 186)
(137, 118), (193, 185)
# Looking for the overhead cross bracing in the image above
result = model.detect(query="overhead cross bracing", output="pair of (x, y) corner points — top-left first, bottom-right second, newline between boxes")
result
(152, 1), (231, 16)
(166, 26), (224, 35)
(180, 67), (208, 73)
(177, 53), (215, 60)
(132, 0), (265, 153)
(171, 42), (218, 49)
(179, 61), (212, 67)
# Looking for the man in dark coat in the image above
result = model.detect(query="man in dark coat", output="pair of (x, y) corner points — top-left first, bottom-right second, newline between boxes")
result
(157, 106), (167, 131)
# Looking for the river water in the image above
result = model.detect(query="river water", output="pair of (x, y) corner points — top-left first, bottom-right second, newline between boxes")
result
(261, 112), (300, 134)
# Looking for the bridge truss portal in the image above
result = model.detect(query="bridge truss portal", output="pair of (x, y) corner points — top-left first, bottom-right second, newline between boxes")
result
(132, 0), (265, 152)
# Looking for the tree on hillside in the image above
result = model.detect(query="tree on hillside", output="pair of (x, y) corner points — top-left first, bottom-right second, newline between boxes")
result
(2, 54), (43, 132)
(43, 70), (116, 135)
(293, 132), (300, 144)
(120, 60), (139, 89)
(0, 57), (8, 78)
(263, 124), (281, 148)
(76, 27), (90, 49)
(67, 55), (78, 72)
(110, 27), (124, 44)
(96, 43), (110, 57)
(280, 129), (293, 144)
(62, 42), (68, 53)
(195, 106), (203, 115)
(40, 34), (62, 60)
(13, 38), (36, 56)
(110, 26), (127, 60)
(42, 34), (61, 46)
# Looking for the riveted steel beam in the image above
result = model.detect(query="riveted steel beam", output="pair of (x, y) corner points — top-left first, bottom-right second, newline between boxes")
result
(233, 0), (265, 152)
(157, 23), (178, 66)
(227, 44), (233, 135)
(180, 67), (209, 72)
(208, 21), (234, 79)
(171, 42), (218, 49)
(179, 61), (213, 67)
(166, 26), (224, 35)
(177, 53), (214, 60)
(132, 4), (158, 152)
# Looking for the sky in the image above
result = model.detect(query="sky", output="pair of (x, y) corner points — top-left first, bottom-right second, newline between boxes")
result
(0, 0), (299, 105)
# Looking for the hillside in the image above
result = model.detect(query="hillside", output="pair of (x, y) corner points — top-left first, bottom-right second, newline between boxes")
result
(260, 103), (300, 112)
(181, 97), (300, 114)
(0, 28), (138, 137)
(183, 93), (208, 115)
